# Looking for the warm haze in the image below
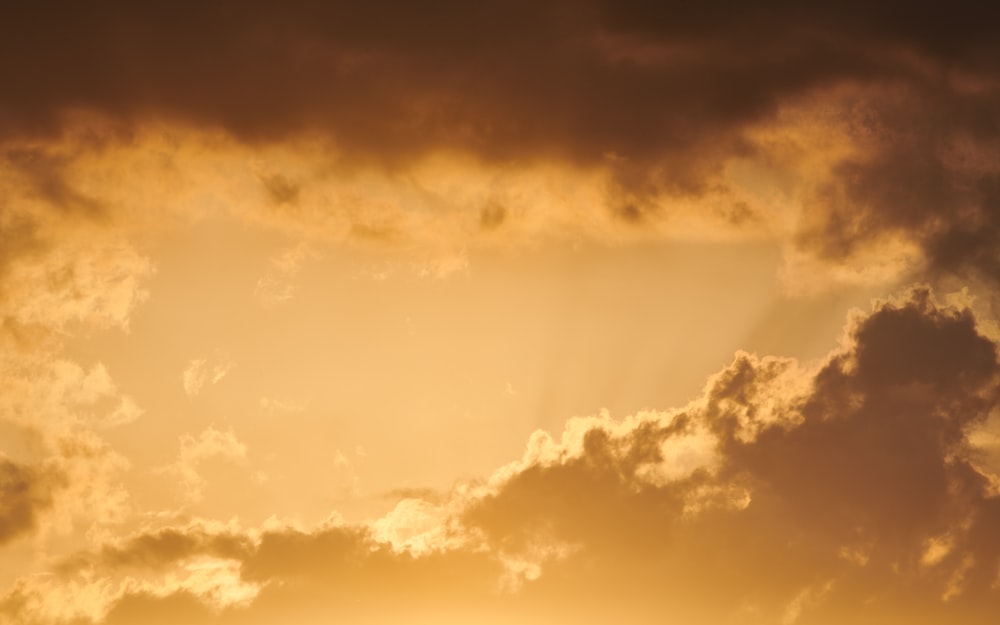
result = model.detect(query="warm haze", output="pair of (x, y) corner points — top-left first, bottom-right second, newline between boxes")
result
(2, 2), (1000, 624)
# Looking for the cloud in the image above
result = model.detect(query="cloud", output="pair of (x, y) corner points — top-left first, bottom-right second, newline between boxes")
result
(158, 427), (249, 503)
(2, 1), (996, 162)
(2, 288), (997, 624)
(181, 361), (209, 397)
(0, 456), (53, 546)
(182, 359), (235, 398)
(0, 353), (138, 544)
(0, 228), (153, 336)
(1, 1), (998, 290)
(257, 397), (307, 416)
(792, 84), (1000, 287)
(0, 437), (129, 548)
(0, 520), (260, 625)
(2, 518), (508, 625)
(462, 288), (1000, 621)
(253, 244), (317, 307)
(414, 251), (470, 280)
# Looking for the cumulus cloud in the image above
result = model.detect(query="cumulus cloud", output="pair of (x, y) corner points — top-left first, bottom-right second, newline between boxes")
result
(463, 289), (1000, 622)
(2, 289), (996, 624)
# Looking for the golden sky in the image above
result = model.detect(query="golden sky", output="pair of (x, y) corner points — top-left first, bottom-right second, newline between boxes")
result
(2, 1), (1000, 623)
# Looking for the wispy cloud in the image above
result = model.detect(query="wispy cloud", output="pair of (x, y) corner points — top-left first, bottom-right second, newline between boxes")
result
(182, 358), (235, 398)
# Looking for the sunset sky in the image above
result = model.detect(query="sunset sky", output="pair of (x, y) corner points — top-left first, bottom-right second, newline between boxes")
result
(2, 2), (1000, 623)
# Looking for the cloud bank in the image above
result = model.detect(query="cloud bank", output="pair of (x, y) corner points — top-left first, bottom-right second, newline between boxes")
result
(2, 1), (999, 287)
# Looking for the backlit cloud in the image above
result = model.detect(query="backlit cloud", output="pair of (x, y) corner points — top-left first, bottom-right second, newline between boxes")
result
(2, 291), (996, 624)
(1, 1), (998, 288)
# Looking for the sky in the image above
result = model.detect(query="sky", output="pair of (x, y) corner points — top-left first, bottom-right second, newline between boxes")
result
(1, 1), (1000, 623)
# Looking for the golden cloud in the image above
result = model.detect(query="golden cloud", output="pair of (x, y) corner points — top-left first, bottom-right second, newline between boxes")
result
(2, 290), (996, 624)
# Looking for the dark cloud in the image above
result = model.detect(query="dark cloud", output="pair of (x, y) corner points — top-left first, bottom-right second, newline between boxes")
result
(258, 173), (300, 207)
(597, 1), (1000, 62)
(465, 290), (1000, 622)
(3, 1), (999, 280)
(0, 457), (52, 545)
(713, 294), (998, 551)
(93, 527), (253, 571)
(48, 524), (508, 625)
(478, 203), (507, 231)
(0, 213), (45, 287)
(796, 86), (1000, 284)
(0, 1), (994, 160)
(464, 417), (693, 555)
(3, 148), (105, 217)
